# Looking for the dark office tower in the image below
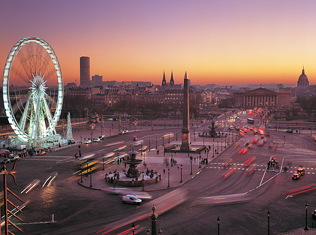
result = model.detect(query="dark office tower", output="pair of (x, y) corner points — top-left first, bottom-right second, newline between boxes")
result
(180, 72), (191, 152)
(170, 71), (174, 86)
(162, 71), (166, 86)
(80, 56), (90, 87)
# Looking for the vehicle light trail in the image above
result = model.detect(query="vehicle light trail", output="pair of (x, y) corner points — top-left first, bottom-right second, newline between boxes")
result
(283, 184), (315, 195)
(222, 159), (232, 168)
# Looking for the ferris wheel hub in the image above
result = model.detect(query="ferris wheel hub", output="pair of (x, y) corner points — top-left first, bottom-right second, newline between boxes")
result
(31, 74), (47, 94)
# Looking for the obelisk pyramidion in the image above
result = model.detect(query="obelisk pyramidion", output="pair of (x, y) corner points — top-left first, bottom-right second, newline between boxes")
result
(180, 72), (191, 152)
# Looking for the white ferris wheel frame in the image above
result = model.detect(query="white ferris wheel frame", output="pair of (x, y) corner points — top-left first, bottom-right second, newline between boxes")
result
(2, 36), (63, 143)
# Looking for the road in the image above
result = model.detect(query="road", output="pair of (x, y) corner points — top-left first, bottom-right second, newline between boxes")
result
(1, 111), (316, 235)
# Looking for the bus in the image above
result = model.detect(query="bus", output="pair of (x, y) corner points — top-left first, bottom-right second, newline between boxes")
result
(74, 154), (100, 175)
(247, 118), (254, 124)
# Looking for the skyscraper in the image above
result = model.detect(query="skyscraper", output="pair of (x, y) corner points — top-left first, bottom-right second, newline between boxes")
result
(80, 56), (90, 87)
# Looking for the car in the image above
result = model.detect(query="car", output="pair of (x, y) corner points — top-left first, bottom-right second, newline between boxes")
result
(94, 138), (100, 142)
(0, 158), (11, 164)
(286, 129), (293, 133)
(122, 195), (142, 204)
(37, 151), (46, 156)
(99, 135), (105, 140)
(297, 167), (305, 176)
(68, 139), (75, 144)
(312, 210), (316, 217)
(292, 173), (301, 180)
(119, 130), (128, 135)
(114, 145), (127, 152)
(247, 144), (253, 149)
(84, 139), (92, 144)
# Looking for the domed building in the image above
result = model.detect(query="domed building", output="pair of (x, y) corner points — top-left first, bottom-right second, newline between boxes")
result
(297, 67), (309, 87)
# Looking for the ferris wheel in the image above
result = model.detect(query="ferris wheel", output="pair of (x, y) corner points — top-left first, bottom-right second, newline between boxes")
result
(2, 37), (63, 147)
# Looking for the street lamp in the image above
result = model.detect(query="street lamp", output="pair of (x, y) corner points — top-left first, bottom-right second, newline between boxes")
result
(132, 222), (135, 235)
(167, 168), (170, 188)
(217, 216), (220, 235)
(142, 171), (145, 191)
(149, 140), (151, 152)
(91, 131), (93, 142)
(267, 210), (270, 235)
(78, 145), (81, 157)
(225, 137), (226, 148)
(221, 139), (222, 151)
(102, 155), (105, 170)
(180, 164), (183, 183)
(190, 156), (193, 175)
(203, 137), (204, 146)
(305, 202), (309, 230)
(213, 144), (214, 158)
(156, 137), (157, 149)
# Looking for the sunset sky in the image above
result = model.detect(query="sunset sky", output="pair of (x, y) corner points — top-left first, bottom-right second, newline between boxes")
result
(0, 0), (315, 86)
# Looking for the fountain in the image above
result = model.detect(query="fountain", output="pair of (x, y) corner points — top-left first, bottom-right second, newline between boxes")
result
(105, 151), (161, 187)
(199, 119), (226, 138)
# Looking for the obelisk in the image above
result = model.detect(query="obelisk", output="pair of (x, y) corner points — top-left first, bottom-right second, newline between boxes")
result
(180, 72), (191, 152)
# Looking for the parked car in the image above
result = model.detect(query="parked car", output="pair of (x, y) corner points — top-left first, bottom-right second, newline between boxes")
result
(94, 138), (100, 142)
(286, 129), (293, 133)
(68, 139), (75, 144)
(99, 135), (105, 140)
(122, 195), (142, 204)
(312, 210), (316, 217)
(84, 139), (92, 144)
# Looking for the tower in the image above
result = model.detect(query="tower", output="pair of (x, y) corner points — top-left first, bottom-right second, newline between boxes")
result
(162, 71), (166, 86)
(170, 71), (174, 86)
(80, 56), (90, 87)
(180, 72), (191, 152)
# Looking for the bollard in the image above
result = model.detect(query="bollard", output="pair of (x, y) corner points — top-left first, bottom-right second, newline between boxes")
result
(52, 214), (55, 222)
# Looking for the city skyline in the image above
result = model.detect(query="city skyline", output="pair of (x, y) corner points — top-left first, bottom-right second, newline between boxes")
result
(0, 0), (315, 86)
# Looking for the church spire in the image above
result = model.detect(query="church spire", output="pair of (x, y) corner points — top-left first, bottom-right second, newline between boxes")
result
(302, 66), (305, 74)
(170, 70), (174, 86)
(162, 70), (166, 86)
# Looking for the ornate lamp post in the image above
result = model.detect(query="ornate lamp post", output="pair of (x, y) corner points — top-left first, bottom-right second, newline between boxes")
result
(132, 222), (135, 235)
(180, 164), (183, 183)
(213, 144), (215, 158)
(167, 168), (170, 188)
(190, 156), (193, 175)
(217, 216), (220, 235)
(150, 205), (158, 235)
(305, 203), (309, 230)
(267, 210), (270, 235)
(90, 131), (93, 142)
(142, 171), (145, 191)
(78, 145), (81, 157)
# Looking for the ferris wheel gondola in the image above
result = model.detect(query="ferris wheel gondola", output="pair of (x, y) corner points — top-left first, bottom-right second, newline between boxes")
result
(2, 37), (63, 147)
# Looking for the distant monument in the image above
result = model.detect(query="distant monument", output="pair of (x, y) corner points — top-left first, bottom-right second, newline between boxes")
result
(180, 72), (191, 152)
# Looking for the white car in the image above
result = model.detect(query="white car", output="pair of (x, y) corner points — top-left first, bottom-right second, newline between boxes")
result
(94, 138), (100, 142)
(84, 139), (91, 144)
(99, 135), (105, 140)
(122, 195), (142, 204)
